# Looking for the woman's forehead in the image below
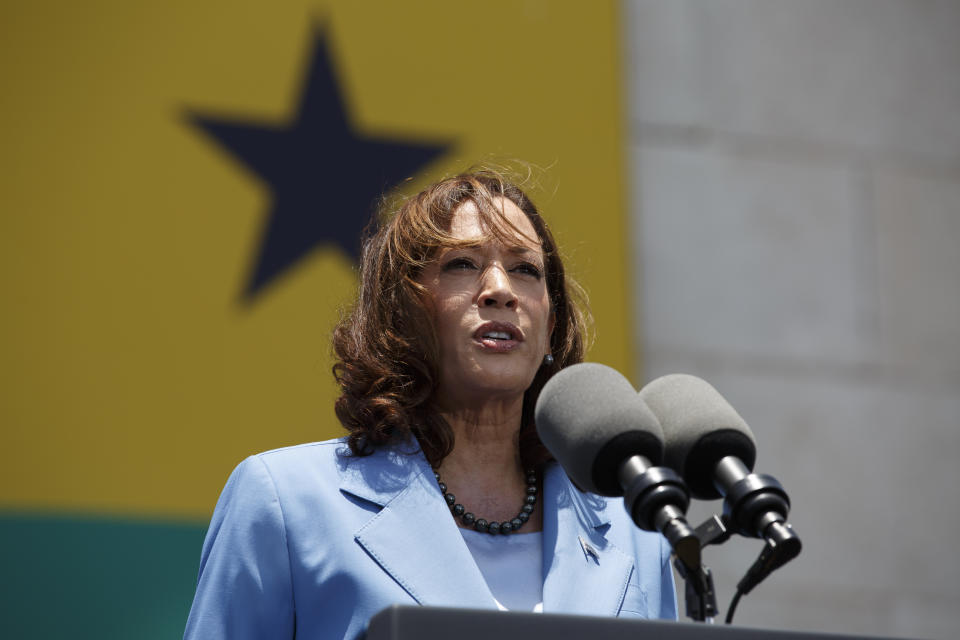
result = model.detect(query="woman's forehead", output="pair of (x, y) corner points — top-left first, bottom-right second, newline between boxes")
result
(448, 197), (541, 250)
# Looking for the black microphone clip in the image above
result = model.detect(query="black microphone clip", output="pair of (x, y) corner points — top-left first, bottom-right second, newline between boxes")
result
(714, 456), (802, 554)
(618, 455), (701, 573)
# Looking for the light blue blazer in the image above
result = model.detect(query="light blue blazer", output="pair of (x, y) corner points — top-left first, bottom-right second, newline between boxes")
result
(183, 438), (677, 639)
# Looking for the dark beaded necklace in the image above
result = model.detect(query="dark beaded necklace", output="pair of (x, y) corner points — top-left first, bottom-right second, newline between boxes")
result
(433, 468), (538, 536)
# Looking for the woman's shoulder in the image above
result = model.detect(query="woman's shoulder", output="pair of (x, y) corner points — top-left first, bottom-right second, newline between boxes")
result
(239, 436), (428, 497)
(229, 438), (327, 474)
(238, 437), (354, 488)
(254, 437), (351, 464)
(252, 436), (423, 469)
(210, 439), (348, 507)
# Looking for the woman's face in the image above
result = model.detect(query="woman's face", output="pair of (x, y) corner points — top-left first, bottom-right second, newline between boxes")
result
(418, 197), (554, 410)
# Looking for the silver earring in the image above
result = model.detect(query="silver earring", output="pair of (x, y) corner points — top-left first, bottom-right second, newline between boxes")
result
(543, 354), (555, 367)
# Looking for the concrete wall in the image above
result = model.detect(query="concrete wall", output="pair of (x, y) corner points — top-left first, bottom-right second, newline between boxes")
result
(623, 2), (960, 638)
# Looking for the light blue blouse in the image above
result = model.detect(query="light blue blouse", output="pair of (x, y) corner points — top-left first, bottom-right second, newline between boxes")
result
(461, 529), (543, 611)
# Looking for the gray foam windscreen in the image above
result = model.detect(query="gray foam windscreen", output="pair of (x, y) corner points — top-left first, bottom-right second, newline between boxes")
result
(639, 374), (756, 499)
(535, 363), (664, 496)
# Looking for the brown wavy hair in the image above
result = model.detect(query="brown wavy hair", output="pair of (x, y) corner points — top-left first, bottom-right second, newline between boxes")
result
(332, 169), (589, 469)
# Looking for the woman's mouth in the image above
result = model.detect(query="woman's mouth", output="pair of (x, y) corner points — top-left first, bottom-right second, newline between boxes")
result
(473, 323), (522, 351)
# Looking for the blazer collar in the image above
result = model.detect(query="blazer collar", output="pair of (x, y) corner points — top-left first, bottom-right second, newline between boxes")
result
(337, 443), (635, 615)
(336, 438), (425, 507)
(337, 440), (497, 610)
(541, 463), (635, 617)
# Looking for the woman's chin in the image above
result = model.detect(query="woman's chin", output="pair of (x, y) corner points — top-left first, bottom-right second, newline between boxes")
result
(440, 367), (538, 406)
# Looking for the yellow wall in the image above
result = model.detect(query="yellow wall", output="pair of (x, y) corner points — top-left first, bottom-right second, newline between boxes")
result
(1, 0), (631, 521)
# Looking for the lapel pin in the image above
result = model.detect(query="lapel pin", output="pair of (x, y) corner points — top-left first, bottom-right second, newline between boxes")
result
(578, 535), (599, 564)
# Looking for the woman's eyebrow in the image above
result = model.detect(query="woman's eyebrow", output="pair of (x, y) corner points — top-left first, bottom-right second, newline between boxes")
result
(440, 240), (542, 258)
(507, 245), (543, 258)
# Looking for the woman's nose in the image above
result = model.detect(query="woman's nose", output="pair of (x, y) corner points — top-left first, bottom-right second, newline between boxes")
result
(478, 265), (518, 309)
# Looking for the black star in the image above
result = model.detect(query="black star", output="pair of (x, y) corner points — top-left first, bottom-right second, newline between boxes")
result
(188, 27), (451, 302)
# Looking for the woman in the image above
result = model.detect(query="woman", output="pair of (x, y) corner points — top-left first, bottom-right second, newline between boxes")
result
(183, 170), (677, 640)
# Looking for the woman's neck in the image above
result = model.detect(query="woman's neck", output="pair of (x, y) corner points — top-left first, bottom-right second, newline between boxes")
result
(433, 400), (543, 532)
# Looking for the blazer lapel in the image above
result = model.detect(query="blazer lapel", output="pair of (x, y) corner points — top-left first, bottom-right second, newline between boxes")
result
(541, 464), (635, 617)
(339, 443), (496, 609)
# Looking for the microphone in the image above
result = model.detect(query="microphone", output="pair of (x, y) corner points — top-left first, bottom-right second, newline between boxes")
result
(638, 374), (801, 569)
(535, 363), (700, 571)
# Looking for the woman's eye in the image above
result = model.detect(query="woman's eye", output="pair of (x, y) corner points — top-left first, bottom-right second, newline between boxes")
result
(443, 257), (477, 271)
(513, 262), (543, 279)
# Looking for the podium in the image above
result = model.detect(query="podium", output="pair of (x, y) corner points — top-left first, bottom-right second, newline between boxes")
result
(364, 606), (908, 640)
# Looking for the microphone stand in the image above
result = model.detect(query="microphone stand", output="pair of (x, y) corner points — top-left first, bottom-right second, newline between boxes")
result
(618, 457), (717, 623)
(686, 460), (804, 624)
(617, 456), (803, 623)
(675, 516), (728, 623)
(627, 461), (801, 623)
(673, 557), (719, 623)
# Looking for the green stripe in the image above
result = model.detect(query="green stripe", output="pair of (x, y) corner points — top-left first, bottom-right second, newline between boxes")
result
(0, 512), (206, 639)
